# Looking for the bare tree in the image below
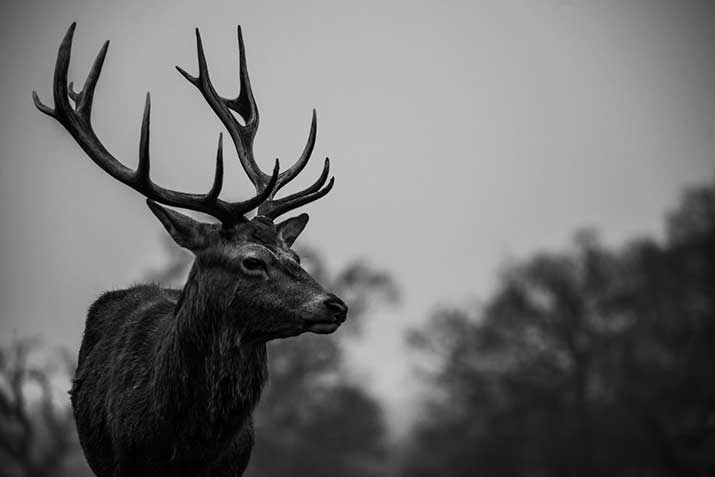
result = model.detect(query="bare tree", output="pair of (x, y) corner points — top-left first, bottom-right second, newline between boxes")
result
(0, 340), (78, 477)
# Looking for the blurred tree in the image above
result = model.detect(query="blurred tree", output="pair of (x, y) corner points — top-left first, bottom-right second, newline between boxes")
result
(144, 238), (398, 477)
(0, 340), (88, 477)
(403, 183), (715, 477)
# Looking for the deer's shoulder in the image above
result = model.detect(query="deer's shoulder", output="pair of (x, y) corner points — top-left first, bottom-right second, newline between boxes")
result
(89, 285), (179, 317)
(79, 285), (179, 359)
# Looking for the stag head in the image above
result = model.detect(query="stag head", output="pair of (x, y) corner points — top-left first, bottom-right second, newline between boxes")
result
(153, 206), (347, 339)
(33, 23), (347, 339)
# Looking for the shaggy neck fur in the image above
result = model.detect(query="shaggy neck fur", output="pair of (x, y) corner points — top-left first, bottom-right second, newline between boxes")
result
(155, 263), (268, 449)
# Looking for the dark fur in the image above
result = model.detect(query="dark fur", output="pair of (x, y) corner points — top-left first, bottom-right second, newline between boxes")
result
(70, 217), (346, 477)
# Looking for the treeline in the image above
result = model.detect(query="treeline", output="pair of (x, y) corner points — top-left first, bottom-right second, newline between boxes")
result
(402, 182), (715, 477)
(1, 182), (713, 477)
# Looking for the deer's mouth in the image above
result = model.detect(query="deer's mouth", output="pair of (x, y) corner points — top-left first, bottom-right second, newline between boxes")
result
(302, 318), (343, 334)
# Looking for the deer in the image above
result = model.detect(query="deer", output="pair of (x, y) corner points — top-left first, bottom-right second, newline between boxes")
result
(32, 23), (348, 477)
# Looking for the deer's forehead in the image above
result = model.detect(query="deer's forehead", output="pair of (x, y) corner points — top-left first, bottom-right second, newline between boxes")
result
(207, 218), (296, 260)
(216, 240), (293, 262)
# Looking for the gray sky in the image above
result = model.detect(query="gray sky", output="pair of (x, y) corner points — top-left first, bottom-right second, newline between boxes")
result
(1, 0), (714, 432)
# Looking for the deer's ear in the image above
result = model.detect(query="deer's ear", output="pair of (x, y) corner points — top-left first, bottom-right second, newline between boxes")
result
(146, 200), (210, 251)
(277, 213), (309, 248)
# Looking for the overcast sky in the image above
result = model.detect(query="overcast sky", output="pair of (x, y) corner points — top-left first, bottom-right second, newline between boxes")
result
(1, 0), (714, 432)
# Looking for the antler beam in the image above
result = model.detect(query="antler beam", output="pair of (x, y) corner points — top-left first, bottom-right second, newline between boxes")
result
(32, 23), (280, 227)
(176, 27), (334, 219)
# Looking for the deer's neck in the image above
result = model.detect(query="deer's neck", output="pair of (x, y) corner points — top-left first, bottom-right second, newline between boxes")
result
(159, 265), (268, 436)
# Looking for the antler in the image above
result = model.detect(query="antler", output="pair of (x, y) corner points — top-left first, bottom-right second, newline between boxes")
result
(32, 23), (280, 227)
(176, 27), (334, 219)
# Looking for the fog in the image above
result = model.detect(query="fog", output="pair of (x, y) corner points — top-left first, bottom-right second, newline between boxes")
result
(1, 0), (714, 450)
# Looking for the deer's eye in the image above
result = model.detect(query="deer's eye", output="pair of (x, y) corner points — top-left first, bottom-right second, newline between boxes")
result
(241, 257), (267, 274)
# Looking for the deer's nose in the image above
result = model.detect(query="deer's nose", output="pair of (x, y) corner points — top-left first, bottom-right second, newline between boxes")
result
(323, 294), (348, 319)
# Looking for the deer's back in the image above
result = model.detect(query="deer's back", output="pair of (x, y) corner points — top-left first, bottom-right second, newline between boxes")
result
(71, 284), (180, 476)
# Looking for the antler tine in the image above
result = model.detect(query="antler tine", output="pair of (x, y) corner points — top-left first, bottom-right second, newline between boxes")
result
(137, 93), (153, 185)
(75, 39), (109, 118)
(234, 25), (259, 132)
(34, 23), (279, 226)
(206, 133), (225, 201)
(265, 178), (335, 219)
(50, 23), (76, 115)
(271, 109), (317, 195)
(258, 157), (333, 218)
(178, 25), (334, 220)
(235, 29), (318, 196)
(176, 28), (267, 189)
